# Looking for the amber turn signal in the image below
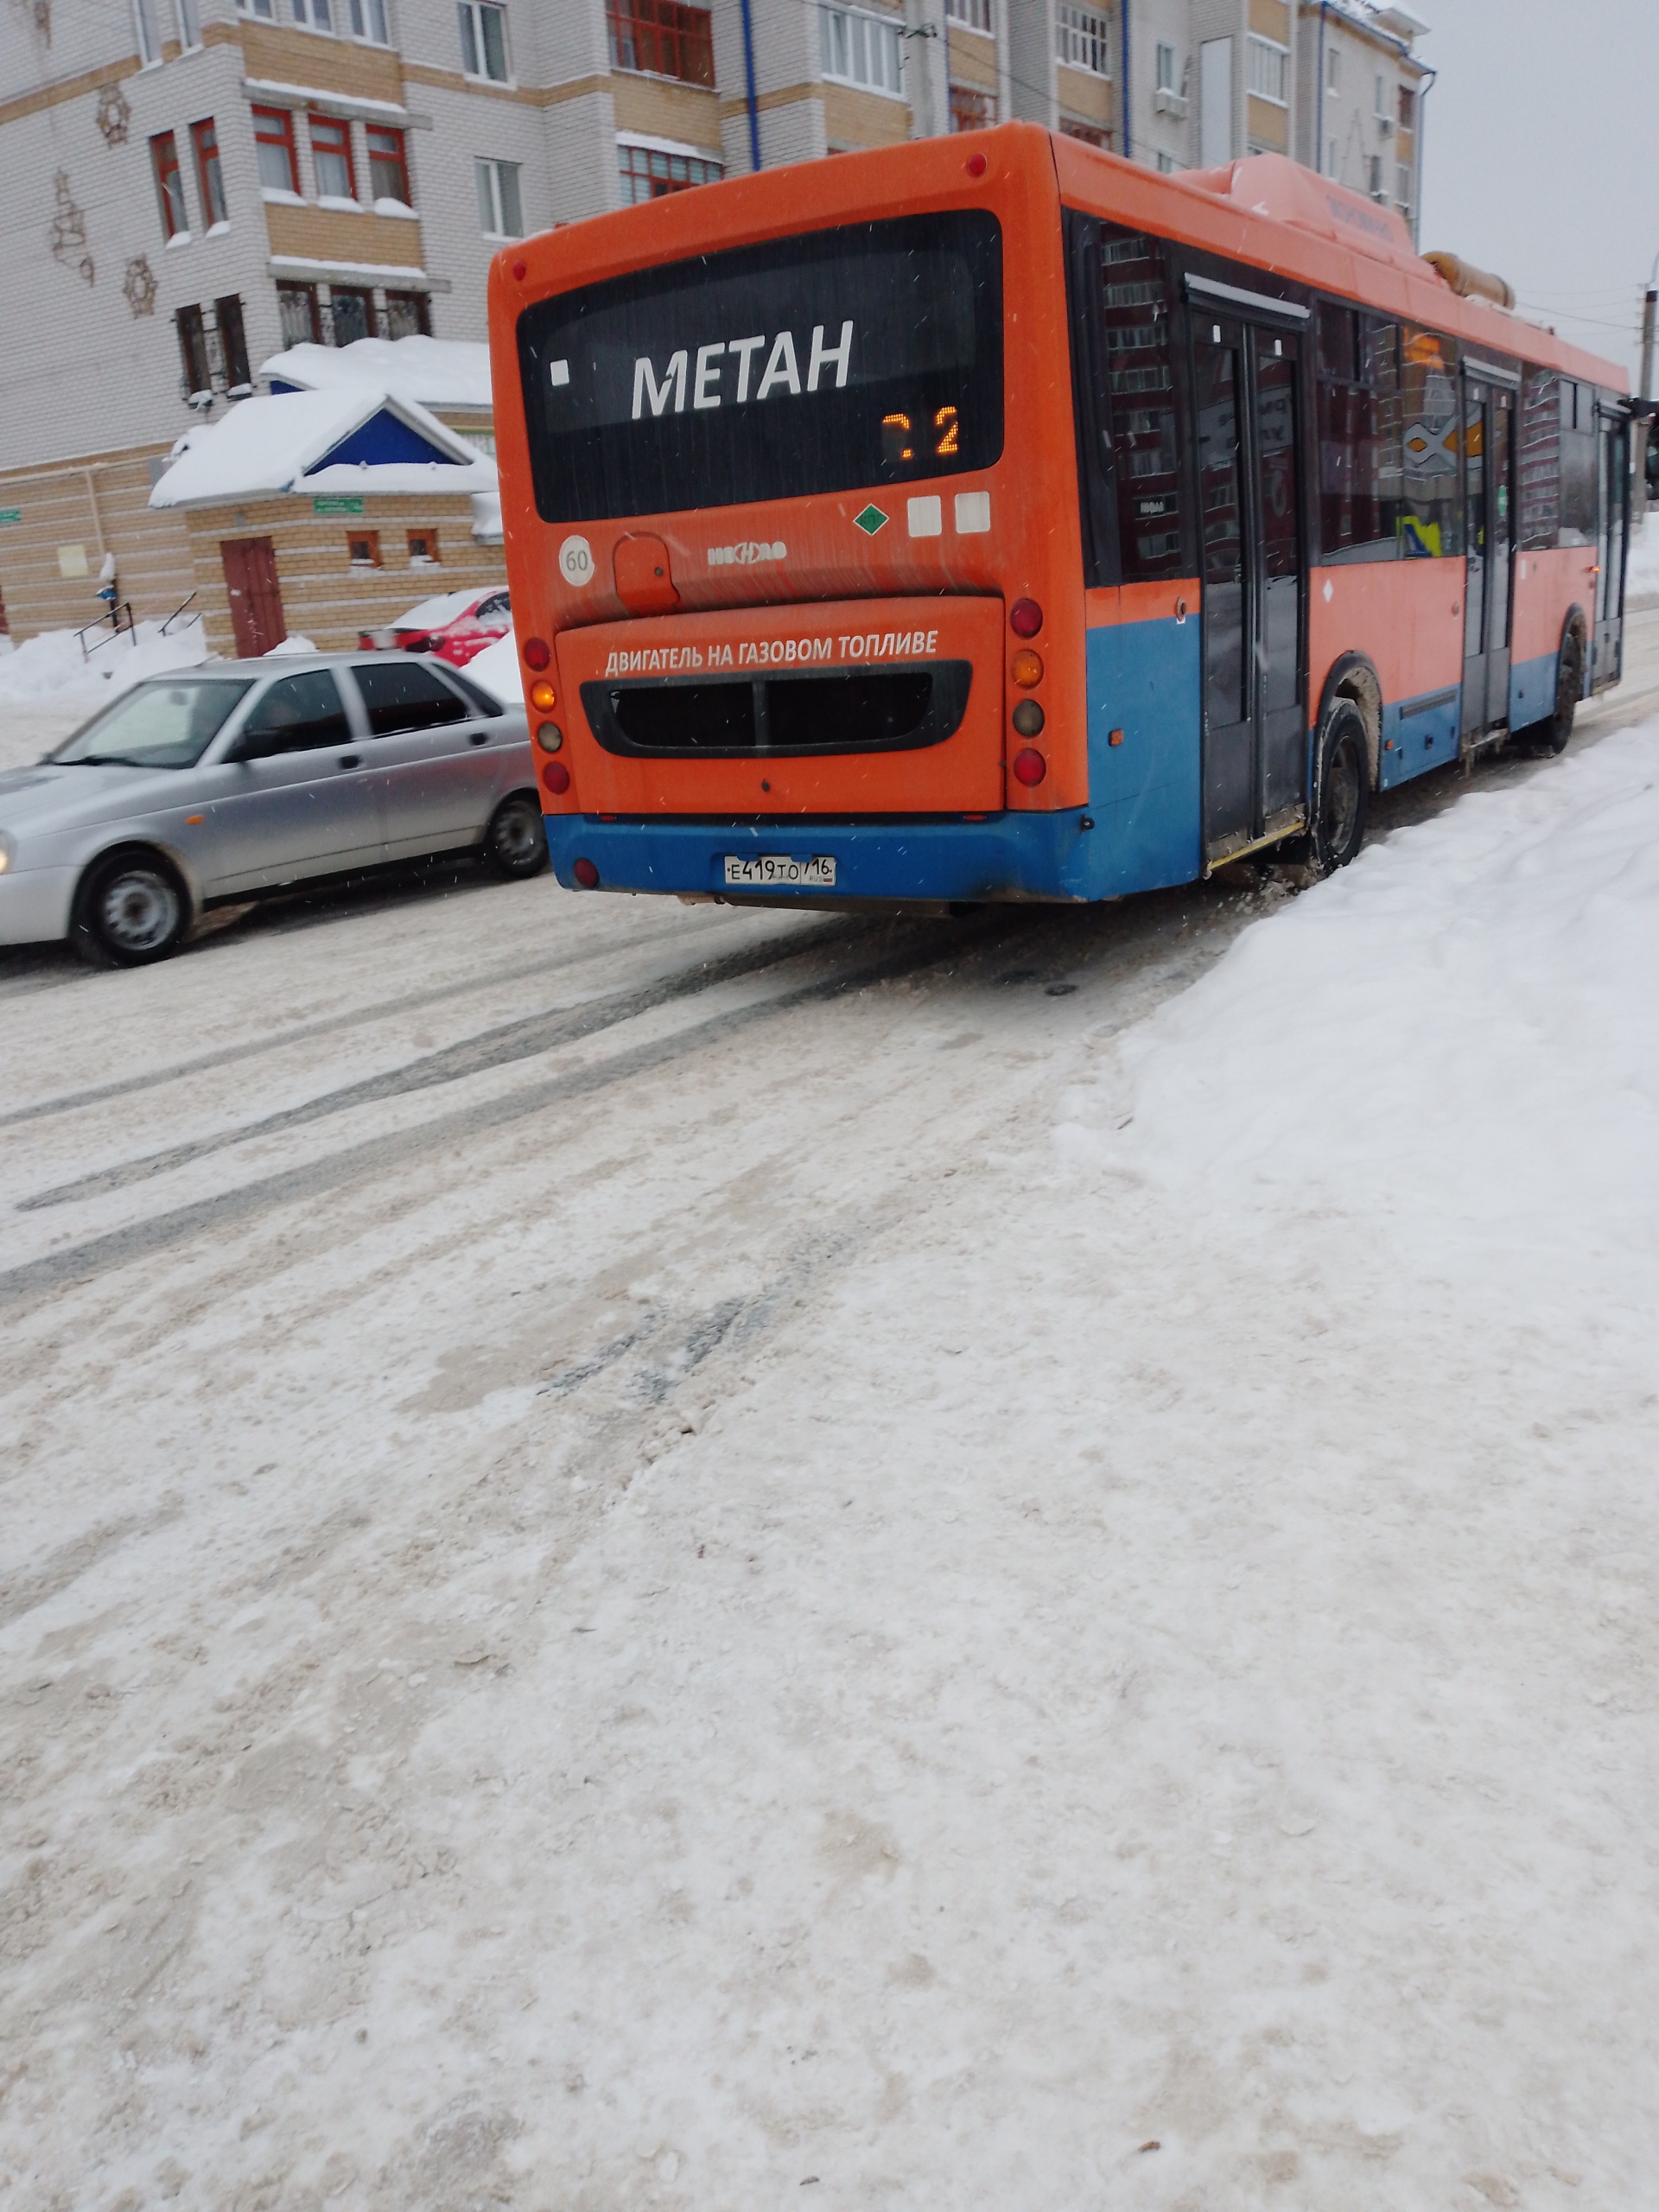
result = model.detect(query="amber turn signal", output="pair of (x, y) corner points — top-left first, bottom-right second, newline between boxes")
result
(1012, 748), (1047, 786)
(1011, 698), (1045, 738)
(530, 679), (557, 712)
(1011, 649), (1043, 689)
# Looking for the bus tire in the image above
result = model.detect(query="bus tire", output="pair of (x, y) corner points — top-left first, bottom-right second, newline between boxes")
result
(483, 792), (548, 880)
(1309, 701), (1369, 874)
(1522, 630), (1582, 758)
(72, 847), (189, 968)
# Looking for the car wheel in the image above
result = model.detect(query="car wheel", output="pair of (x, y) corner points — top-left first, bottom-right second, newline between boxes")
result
(1522, 631), (1582, 758)
(73, 850), (188, 967)
(1309, 700), (1369, 874)
(484, 792), (548, 880)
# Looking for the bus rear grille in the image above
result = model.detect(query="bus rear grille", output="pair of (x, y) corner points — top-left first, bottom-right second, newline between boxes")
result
(581, 662), (971, 759)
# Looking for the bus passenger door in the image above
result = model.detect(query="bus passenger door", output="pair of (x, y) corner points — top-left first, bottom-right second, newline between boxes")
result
(1593, 404), (1628, 689)
(1193, 315), (1306, 866)
(1460, 377), (1515, 741)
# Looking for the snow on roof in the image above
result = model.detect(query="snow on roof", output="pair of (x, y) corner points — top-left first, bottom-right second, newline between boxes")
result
(149, 389), (495, 510)
(259, 335), (494, 412)
(394, 586), (492, 631)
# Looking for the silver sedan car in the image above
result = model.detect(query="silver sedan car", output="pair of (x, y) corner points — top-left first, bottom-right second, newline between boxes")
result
(0, 652), (544, 966)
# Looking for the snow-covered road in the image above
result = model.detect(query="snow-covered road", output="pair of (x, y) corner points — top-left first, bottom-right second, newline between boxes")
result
(2, 614), (1657, 2211)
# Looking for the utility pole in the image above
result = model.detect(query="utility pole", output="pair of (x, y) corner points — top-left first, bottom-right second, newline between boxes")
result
(1637, 271), (1657, 524)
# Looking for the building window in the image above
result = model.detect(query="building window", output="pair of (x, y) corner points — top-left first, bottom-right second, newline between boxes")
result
(192, 118), (228, 226)
(407, 528), (439, 564)
(475, 156), (524, 235)
(311, 117), (357, 200)
(820, 5), (904, 97)
(1155, 40), (1175, 91)
(949, 84), (994, 131)
(458, 0), (510, 80)
(616, 142), (722, 201)
(277, 282), (321, 345)
(330, 287), (373, 345)
(216, 295), (251, 388)
(150, 131), (188, 240)
(254, 108), (300, 193)
(346, 0), (391, 39)
(1326, 137), (1338, 175)
(1367, 153), (1383, 200)
(1060, 117), (1110, 148)
(385, 289), (430, 337)
(1057, 4), (1111, 76)
(1397, 85), (1415, 131)
(175, 304), (211, 397)
(607, 0), (715, 86)
(238, 0), (276, 14)
(347, 529), (382, 568)
(1246, 35), (1287, 105)
(944, 0), (991, 28)
(1374, 73), (1386, 118)
(134, 0), (162, 63)
(291, 0), (337, 28)
(367, 125), (410, 205)
(1154, 149), (1175, 173)
(1325, 46), (1339, 92)
(1395, 162), (1412, 213)
(176, 0), (202, 46)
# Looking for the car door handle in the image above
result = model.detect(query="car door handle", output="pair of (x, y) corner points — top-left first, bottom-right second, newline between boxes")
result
(469, 731), (489, 746)
(338, 753), (362, 769)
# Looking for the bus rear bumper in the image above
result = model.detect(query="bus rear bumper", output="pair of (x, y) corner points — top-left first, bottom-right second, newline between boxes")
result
(543, 811), (1195, 905)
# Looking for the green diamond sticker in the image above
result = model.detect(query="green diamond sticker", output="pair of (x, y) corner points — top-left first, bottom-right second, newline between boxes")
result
(854, 504), (888, 537)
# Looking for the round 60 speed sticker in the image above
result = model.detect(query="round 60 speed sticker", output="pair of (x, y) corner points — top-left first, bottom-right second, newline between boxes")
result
(559, 535), (594, 588)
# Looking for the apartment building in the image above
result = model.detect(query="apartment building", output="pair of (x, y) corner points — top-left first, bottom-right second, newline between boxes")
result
(0, 0), (1430, 640)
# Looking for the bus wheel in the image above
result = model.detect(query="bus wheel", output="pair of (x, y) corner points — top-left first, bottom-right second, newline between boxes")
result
(1523, 632), (1582, 758)
(1310, 701), (1369, 874)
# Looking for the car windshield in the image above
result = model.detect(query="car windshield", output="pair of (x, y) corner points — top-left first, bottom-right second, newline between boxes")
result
(50, 677), (255, 770)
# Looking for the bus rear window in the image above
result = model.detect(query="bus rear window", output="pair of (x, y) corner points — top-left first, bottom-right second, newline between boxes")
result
(517, 211), (1002, 524)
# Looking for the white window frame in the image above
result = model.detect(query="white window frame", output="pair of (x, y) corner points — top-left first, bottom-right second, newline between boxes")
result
(944, 0), (991, 29)
(133, 0), (162, 64)
(1056, 3), (1111, 77)
(175, 0), (202, 47)
(1325, 46), (1339, 93)
(819, 5), (905, 99)
(475, 155), (523, 238)
(1155, 40), (1175, 92)
(459, 0), (512, 81)
(1246, 35), (1287, 106)
(238, 0), (276, 16)
(1374, 72), (1386, 118)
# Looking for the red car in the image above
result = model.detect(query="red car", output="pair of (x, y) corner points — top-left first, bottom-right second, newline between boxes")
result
(359, 586), (512, 668)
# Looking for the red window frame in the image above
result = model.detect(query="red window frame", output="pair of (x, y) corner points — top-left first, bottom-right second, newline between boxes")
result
(253, 105), (300, 194)
(617, 143), (721, 203)
(149, 129), (188, 240)
(191, 116), (227, 226)
(949, 84), (994, 131)
(365, 124), (410, 206)
(606, 0), (714, 88)
(308, 114), (357, 201)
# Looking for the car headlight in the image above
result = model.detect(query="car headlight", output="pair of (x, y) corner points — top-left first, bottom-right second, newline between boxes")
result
(0, 833), (13, 875)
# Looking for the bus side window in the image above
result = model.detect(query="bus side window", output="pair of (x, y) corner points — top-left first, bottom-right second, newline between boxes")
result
(1558, 380), (1597, 547)
(1095, 225), (1187, 583)
(1395, 326), (1462, 559)
(1315, 302), (1400, 564)
(1517, 368), (1560, 550)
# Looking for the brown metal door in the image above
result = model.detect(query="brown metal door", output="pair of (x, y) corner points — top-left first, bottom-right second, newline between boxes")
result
(220, 535), (285, 658)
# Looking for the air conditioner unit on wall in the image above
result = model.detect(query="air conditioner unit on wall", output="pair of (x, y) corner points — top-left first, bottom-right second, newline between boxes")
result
(1376, 115), (1394, 137)
(1152, 88), (1188, 118)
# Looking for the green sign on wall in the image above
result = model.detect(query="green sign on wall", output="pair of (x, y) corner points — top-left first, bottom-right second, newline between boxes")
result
(0, 508), (22, 527)
(313, 495), (365, 516)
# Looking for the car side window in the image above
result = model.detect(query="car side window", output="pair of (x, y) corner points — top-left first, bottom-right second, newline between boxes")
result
(353, 660), (472, 737)
(241, 671), (353, 753)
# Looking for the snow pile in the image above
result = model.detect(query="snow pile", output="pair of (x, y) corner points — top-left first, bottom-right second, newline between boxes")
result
(393, 586), (486, 632)
(260, 334), (493, 412)
(465, 628), (523, 706)
(0, 615), (208, 704)
(1625, 514), (1659, 599)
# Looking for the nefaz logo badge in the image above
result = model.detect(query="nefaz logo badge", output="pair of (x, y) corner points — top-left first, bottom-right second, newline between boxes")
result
(629, 325), (855, 418)
(707, 540), (785, 569)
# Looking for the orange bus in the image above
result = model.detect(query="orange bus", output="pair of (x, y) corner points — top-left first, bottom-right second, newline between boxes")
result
(486, 128), (1630, 904)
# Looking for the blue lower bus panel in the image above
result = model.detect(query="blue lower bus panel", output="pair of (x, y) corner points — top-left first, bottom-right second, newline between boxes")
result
(1378, 685), (1461, 789)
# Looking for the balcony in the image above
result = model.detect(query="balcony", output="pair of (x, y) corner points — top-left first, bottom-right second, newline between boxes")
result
(607, 0), (715, 89)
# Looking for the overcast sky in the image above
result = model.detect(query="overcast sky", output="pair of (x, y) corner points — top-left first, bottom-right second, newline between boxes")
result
(1416, 0), (1659, 385)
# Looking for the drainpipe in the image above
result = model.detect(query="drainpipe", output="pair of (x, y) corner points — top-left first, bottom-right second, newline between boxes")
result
(1315, 0), (1328, 172)
(739, 0), (761, 173)
(1412, 61), (1434, 249)
(1119, 0), (1130, 160)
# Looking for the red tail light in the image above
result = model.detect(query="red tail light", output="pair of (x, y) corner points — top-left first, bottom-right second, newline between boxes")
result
(1013, 748), (1046, 786)
(1010, 600), (1043, 638)
(573, 858), (600, 888)
(524, 637), (550, 671)
(542, 760), (570, 796)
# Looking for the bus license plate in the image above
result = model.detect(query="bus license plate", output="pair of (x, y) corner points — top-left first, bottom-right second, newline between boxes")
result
(723, 854), (836, 888)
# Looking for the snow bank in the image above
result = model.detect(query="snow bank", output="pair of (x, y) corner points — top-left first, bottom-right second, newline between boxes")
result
(0, 615), (209, 705)
(393, 586), (486, 632)
(1626, 514), (1659, 599)
(260, 334), (493, 411)
(465, 628), (524, 707)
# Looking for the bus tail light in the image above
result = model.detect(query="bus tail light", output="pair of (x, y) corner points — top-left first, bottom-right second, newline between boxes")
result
(537, 723), (563, 753)
(1013, 748), (1046, 787)
(573, 858), (600, 888)
(530, 680), (556, 712)
(1010, 600), (1043, 638)
(1012, 699), (1045, 738)
(1011, 649), (1042, 688)
(524, 638), (550, 671)
(542, 760), (570, 796)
